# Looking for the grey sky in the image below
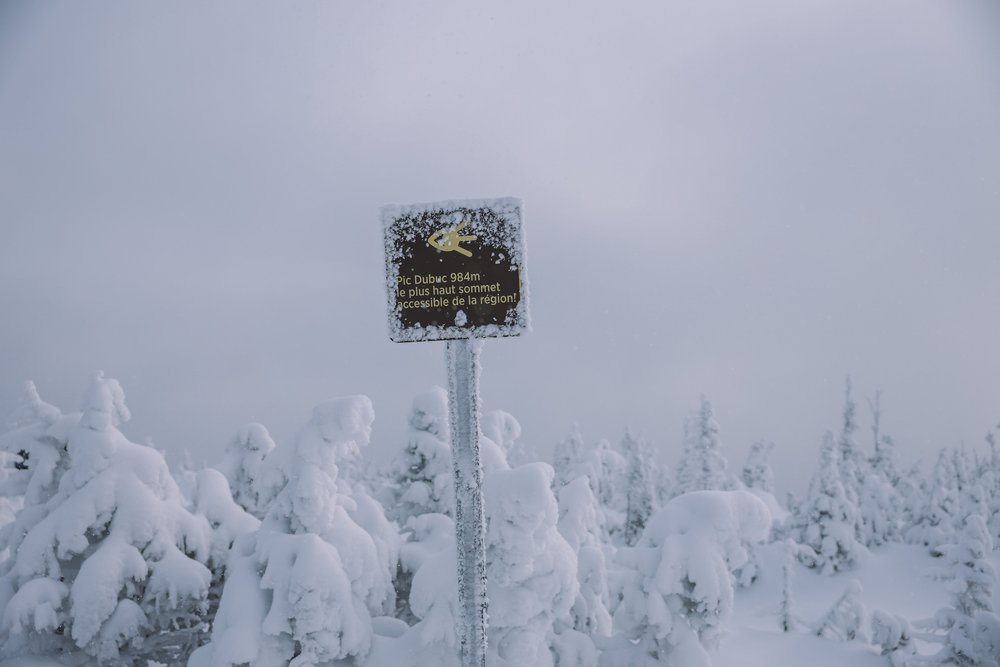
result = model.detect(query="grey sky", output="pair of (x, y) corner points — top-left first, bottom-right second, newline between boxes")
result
(1, 0), (998, 490)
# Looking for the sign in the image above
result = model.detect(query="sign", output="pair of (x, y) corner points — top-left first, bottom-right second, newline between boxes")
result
(382, 197), (529, 342)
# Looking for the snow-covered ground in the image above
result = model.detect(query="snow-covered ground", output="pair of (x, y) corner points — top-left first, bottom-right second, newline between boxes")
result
(718, 542), (1000, 666)
(5, 544), (996, 667)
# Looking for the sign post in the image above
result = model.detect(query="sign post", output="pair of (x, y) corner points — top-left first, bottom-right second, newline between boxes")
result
(382, 198), (528, 667)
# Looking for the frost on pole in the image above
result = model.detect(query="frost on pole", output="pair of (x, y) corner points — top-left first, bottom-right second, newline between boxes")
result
(381, 197), (527, 667)
(382, 197), (529, 342)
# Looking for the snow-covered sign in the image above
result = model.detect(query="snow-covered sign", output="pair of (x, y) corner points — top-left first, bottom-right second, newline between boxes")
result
(382, 198), (529, 342)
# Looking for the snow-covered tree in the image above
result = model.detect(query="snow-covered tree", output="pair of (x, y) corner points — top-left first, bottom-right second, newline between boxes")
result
(389, 387), (453, 524)
(856, 391), (904, 547)
(217, 422), (276, 519)
(190, 395), (396, 667)
(593, 438), (628, 540)
(483, 409), (534, 467)
(906, 448), (960, 553)
(551, 426), (624, 542)
(921, 515), (1000, 667)
(553, 425), (589, 491)
(603, 490), (771, 667)
(557, 477), (612, 639)
(741, 441), (775, 493)
(813, 580), (866, 642)
(791, 432), (863, 574)
(985, 429), (1000, 547)
(484, 463), (579, 667)
(0, 381), (71, 514)
(675, 396), (729, 495)
(621, 429), (655, 547)
(187, 466), (262, 648)
(858, 463), (902, 548)
(929, 516), (995, 620)
(777, 539), (810, 633)
(836, 378), (865, 506)
(871, 610), (914, 666)
(373, 512), (463, 666)
(868, 392), (902, 486)
(0, 373), (215, 665)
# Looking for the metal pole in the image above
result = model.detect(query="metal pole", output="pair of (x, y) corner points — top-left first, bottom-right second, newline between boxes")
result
(445, 338), (487, 667)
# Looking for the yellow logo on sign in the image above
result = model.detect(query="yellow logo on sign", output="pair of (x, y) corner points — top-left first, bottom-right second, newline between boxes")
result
(428, 221), (477, 258)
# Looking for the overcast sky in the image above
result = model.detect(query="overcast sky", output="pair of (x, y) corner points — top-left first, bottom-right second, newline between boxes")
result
(1, 0), (998, 491)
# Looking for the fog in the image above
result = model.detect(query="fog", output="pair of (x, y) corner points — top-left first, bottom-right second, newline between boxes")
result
(1, 0), (998, 491)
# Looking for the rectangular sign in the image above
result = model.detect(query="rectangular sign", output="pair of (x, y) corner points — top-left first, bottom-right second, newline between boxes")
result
(382, 197), (529, 342)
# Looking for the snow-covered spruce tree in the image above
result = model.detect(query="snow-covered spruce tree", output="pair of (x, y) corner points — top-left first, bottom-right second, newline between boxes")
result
(813, 580), (867, 642)
(870, 610), (915, 666)
(985, 428), (1000, 547)
(557, 476), (612, 640)
(382, 387), (453, 623)
(621, 429), (655, 547)
(485, 462), (579, 667)
(397, 511), (457, 620)
(953, 446), (973, 495)
(791, 431), (863, 574)
(834, 378), (879, 550)
(897, 460), (924, 534)
(551, 426), (623, 542)
(868, 392), (902, 487)
(603, 490), (771, 667)
(906, 448), (960, 553)
(189, 395), (396, 667)
(483, 409), (535, 467)
(858, 462), (901, 548)
(187, 466), (261, 650)
(741, 441), (775, 493)
(920, 515), (1000, 667)
(959, 480), (990, 531)
(553, 424), (591, 491)
(675, 396), (730, 496)
(836, 378), (865, 504)
(777, 539), (810, 633)
(857, 392), (903, 547)
(592, 438), (628, 542)
(738, 440), (786, 567)
(389, 387), (453, 524)
(217, 422), (276, 519)
(0, 382), (70, 513)
(0, 381), (69, 579)
(0, 373), (215, 665)
(0, 460), (21, 533)
(348, 512), (462, 667)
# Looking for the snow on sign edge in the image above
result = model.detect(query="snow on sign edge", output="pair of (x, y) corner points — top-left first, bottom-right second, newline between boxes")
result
(380, 196), (531, 343)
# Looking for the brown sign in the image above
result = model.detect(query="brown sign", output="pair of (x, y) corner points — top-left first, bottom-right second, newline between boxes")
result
(382, 198), (529, 342)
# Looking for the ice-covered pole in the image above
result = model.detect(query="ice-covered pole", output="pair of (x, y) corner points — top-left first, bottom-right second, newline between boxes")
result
(446, 338), (488, 667)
